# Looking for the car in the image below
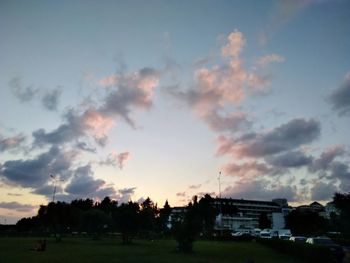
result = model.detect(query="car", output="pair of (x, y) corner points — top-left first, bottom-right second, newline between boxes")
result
(231, 231), (243, 237)
(289, 236), (307, 243)
(260, 230), (272, 239)
(306, 237), (344, 263)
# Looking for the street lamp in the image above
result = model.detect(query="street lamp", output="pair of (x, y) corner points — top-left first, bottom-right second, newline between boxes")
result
(218, 171), (223, 236)
(50, 174), (64, 203)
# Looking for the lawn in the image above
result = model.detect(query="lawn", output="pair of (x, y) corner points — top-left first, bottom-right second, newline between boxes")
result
(0, 237), (306, 263)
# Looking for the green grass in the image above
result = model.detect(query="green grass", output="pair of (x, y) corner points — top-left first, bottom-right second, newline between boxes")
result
(0, 237), (306, 263)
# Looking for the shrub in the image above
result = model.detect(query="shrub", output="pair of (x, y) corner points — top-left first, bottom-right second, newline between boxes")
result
(257, 238), (332, 263)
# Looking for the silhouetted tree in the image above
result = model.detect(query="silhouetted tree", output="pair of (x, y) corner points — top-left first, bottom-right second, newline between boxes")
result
(96, 197), (118, 215)
(173, 196), (201, 253)
(286, 210), (328, 236)
(71, 198), (94, 211)
(198, 194), (216, 237)
(139, 197), (158, 237)
(333, 192), (350, 234)
(114, 201), (140, 244)
(158, 200), (171, 235)
(82, 209), (112, 239)
(16, 216), (40, 232)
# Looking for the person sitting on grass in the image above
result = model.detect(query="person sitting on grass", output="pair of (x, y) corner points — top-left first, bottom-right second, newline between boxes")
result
(31, 239), (46, 252)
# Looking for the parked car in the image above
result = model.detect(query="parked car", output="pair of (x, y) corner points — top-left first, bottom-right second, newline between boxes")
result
(306, 237), (344, 263)
(260, 229), (272, 239)
(289, 236), (307, 243)
(231, 231), (243, 237)
(277, 229), (291, 240)
(231, 231), (255, 241)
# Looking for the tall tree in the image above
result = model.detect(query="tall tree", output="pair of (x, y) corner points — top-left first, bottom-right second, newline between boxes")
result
(198, 194), (216, 237)
(333, 192), (350, 234)
(114, 202), (140, 245)
(286, 210), (328, 236)
(139, 197), (158, 237)
(173, 196), (201, 253)
(158, 200), (171, 234)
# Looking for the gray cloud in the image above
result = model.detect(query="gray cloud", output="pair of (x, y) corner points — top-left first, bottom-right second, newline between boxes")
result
(329, 161), (350, 192)
(203, 110), (252, 134)
(65, 165), (104, 195)
(223, 161), (272, 177)
(328, 72), (350, 116)
(32, 67), (160, 148)
(117, 187), (136, 203)
(7, 193), (22, 197)
(0, 201), (36, 212)
(9, 77), (39, 103)
(32, 110), (88, 147)
(99, 151), (131, 169)
(217, 118), (320, 158)
(64, 164), (117, 200)
(42, 88), (62, 111)
(32, 184), (62, 197)
(266, 150), (313, 168)
(75, 141), (97, 153)
(223, 178), (298, 202)
(0, 146), (75, 188)
(99, 67), (160, 127)
(309, 145), (345, 173)
(0, 133), (25, 152)
(310, 181), (338, 201)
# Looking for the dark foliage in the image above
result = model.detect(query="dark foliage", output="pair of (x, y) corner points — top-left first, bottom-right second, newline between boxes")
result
(285, 210), (328, 236)
(333, 192), (350, 234)
(257, 238), (333, 263)
(172, 195), (216, 253)
(113, 202), (140, 244)
(158, 200), (171, 235)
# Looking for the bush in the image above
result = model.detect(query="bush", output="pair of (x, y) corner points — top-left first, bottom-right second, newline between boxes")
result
(257, 238), (332, 263)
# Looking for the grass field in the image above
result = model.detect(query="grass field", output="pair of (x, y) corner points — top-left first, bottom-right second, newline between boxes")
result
(0, 237), (307, 263)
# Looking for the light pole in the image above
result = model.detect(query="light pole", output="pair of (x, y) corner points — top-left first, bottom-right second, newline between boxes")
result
(218, 171), (223, 236)
(218, 171), (222, 199)
(50, 174), (63, 203)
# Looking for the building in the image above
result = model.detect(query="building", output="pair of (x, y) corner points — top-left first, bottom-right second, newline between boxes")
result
(166, 197), (291, 232)
(213, 198), (288, 231)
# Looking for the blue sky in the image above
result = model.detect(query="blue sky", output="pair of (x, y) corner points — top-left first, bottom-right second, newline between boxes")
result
(0, 0), (350, 224)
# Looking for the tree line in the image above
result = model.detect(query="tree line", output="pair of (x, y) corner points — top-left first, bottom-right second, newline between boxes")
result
(12, 192), (350, 252)
(15, 194), (216, 250)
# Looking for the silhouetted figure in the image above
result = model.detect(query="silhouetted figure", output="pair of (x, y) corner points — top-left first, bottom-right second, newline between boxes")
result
(32, 239), (46, 252)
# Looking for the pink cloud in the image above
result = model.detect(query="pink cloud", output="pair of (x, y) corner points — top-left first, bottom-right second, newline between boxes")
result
(81, 109), (114, 142)
(204, 110), (251, 133)
(117, 151), (130, 169)
(98, 75), (119, 87)
(222, 161), (271, 178)
(247, 72), (272, 94)
(0, 133), (25, 152)
(99, 151), (131, 169)
(221, 30), (246, 58)
(256, 54), (285, 67)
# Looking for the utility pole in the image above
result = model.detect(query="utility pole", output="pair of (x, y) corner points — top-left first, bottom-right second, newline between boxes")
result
(218, 171), (223, 237)
(50, 174), (64, 203)
(218, 171), (222, 198)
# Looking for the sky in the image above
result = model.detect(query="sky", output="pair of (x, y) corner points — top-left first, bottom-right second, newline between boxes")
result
(0, 0), (350, 224)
